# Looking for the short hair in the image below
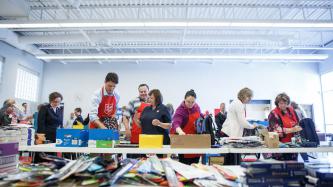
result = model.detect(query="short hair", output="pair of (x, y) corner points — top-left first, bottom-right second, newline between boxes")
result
(237, 87), (253, 102)
(22, 103), (27, 106)
(185, 89), (196, 99)
(274, 93), (290, 107)
(49, 92), (63, 103)
(166, 103), (174, 116)
(74, 107), (82, 113)
(290, 101), (299, 109)
(138, 83), (149, 90)
(149, 89), (163, 105)
(105, 72), (119, 84)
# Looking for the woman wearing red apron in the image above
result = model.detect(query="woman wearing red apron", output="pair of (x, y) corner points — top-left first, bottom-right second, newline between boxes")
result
(89, 72), (120, 129)
(171, 89), (202, 165)
(268, 93), (302, 160)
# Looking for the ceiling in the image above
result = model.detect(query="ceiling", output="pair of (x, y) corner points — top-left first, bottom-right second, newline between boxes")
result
(1, 0), (333, 63)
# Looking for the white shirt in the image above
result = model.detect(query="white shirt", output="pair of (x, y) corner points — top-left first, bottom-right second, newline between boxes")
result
(89, 86), (120, 122)
(221, 98), (255, 137)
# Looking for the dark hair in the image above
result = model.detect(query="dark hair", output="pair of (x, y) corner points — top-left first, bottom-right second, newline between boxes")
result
(49, 92), (63, 103)
(105, 72), (119, 84)
(22, 103), (27, 106)
(184, 89), (196, 99)
(138, 83), (149, 90)
(37, 104), (44, 111)
(74, 107), (82, 113)
(166, 103), (174, 116)
(149, 89), (163, 105)
(274, 93), (290, 107)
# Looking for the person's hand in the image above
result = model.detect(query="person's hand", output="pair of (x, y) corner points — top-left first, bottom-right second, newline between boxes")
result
(252, 123), (258, 129)
(293, 126), (302, 133)
(125, 129), (131, 139)
(152, 119), (161, 126)
(176, 128), (186, 135)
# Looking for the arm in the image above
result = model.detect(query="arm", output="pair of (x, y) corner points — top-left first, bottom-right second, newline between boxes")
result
(37, 106), (47, 133)
(89, 90), (107, 129)
(235, 103), (255, 129)
(152, 107), (171, 129)
(267, 112), (301, 138)
(172, 107), (186, 135)
(122, 100), (134, 138)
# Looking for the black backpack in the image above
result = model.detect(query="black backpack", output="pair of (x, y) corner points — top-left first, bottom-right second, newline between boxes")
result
(299, 118), (319, 147)
(195, 114), (218, 145)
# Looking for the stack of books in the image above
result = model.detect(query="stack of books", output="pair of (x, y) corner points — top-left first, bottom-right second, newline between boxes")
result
(0, 142), (19, 175)
(240, 161), (307, 187)
(305, 162), (333, 187)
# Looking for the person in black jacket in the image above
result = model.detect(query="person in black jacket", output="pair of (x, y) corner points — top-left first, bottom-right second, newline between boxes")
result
(215, 102), (227, 137)
(37, 92), (64, 143)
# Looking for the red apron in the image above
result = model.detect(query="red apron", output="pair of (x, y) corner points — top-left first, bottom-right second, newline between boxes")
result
(90, 87), (117, 129)
(130, 102), (151, 144)
(274, 107), (298, 143)
(183, 110), (200, 158)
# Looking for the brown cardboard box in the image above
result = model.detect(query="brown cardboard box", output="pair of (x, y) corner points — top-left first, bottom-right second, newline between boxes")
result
(170, 134), (211, 148)
(263, 132), (279, 148)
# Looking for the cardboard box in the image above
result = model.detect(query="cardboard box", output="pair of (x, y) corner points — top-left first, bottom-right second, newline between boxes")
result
(88, 129), (119, 148)
(263, 131), (279, 148)
(139, 135), (163, 148)
(56, 129), (89, 147)
(170, 134), (211, 148)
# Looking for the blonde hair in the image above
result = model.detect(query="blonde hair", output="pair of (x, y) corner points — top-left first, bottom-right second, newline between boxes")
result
(237, 87), (253, 102)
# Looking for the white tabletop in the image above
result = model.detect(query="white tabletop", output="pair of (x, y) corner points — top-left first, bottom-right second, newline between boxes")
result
(228, 146), (333, 153)
(19, 144), (333, 154)
(19, 144), (229, 154)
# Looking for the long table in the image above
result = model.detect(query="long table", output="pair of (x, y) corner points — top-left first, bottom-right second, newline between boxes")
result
(19, 144), (333, 154)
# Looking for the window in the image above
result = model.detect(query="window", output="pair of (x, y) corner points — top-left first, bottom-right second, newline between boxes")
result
(15, 67), (39, 102)
(0, 57), (3, 83)
(321, 71), (333, 132)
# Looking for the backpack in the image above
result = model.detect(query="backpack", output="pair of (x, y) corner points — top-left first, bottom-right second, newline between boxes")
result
(299, 118), (319, 147)
(195, 114), (217, 145)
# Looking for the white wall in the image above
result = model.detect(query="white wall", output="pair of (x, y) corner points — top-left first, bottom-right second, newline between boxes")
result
(319, 50), (333, 75)
(41, 60), (325, 131)
(0, 41), (44, 112)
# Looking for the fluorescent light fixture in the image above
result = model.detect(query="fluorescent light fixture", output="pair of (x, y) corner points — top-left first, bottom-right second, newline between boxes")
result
(1, 20), (333, 29)
(36, 54), (329, 61)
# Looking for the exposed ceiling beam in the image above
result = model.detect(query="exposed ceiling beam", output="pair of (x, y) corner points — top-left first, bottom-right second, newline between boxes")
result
(2, 19), (333, 30)
(18, 33), (292, 44)
(28, 2), (333, 10)
(35, 53), (329, 61)
(0, 28), (45, 55)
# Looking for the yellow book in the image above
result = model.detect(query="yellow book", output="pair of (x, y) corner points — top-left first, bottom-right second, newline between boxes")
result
(139, 134), (163, 148)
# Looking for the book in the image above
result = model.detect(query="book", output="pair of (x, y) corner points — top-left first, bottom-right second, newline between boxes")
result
(241, 161), (304, 170)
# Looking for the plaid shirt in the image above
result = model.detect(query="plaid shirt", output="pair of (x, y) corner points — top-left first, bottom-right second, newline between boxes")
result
(123, 97), (145, 118)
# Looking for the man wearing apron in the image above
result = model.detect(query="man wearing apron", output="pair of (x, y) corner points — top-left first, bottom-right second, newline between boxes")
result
(90, 72), (120, 129)
(122, 84), (150, 143)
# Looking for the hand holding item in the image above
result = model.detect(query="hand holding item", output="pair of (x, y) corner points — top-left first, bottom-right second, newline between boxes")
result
(125, 129), (131, 139)
(293, 125), (303, 133)
(176, 127), (186, 135)
(152, 119), (161, 126)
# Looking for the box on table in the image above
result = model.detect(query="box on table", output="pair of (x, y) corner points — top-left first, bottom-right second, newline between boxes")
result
(88, 129), (119, 148)
(56, 129), (89, 147)
(139, 134), (163, 148)
(170, 134), (211, 148)
(262, 131), (279, 148)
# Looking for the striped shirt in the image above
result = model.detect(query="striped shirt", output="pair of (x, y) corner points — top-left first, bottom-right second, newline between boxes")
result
(123, 97), (145, 118)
